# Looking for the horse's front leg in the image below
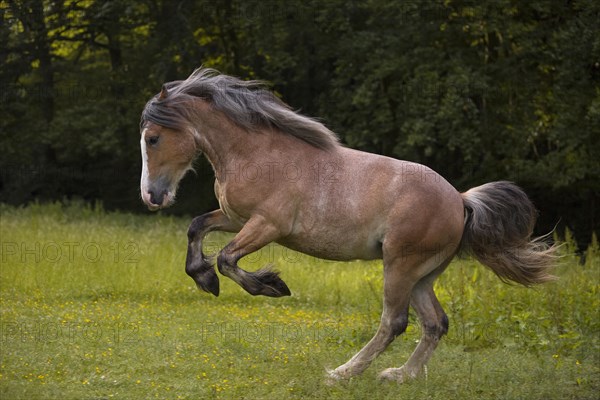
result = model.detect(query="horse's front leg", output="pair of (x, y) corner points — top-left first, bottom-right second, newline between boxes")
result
(217, 215), (291, 297)
(186, 210), (239, 296)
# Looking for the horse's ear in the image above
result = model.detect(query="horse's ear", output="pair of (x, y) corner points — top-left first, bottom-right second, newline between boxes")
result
(158, 85), (168, 100)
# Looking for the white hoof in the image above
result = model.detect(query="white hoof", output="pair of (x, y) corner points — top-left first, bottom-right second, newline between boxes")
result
(325, 362), (362, 385)
(325, 368), (347, 386)
(378, 366), (418, 383)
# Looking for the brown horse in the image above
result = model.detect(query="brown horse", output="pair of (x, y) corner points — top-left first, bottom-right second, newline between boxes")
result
(139, 68), (556, 382)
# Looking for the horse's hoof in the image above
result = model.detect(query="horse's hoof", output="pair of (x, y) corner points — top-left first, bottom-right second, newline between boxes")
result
(324, 368), (348, 386)
(193, 268), (220, 296)
(263, 280), (291, 297)
(253, 267), (291, 297)
(377, 366), (417, 383)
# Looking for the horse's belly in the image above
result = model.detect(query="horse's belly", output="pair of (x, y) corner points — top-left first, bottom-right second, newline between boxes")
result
(276, 234), (382, 261)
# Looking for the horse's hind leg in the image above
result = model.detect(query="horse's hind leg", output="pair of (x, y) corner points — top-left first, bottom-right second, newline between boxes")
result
(328, 255), (418, 380)
(379, 258), (452, 382)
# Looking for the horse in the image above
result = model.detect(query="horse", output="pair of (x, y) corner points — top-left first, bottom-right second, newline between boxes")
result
(139, 68), (556, 383)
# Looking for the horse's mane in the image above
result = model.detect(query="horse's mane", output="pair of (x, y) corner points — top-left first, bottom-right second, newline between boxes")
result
(141, 68), (339, 150)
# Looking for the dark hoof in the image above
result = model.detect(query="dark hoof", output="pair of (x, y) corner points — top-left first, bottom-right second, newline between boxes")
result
(193, 268), (220, 297)
(252, 267), (291, 297)
(186, 248), (220, 296)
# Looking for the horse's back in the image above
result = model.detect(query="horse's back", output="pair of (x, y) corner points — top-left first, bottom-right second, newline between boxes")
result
(279, 147), (464, 261)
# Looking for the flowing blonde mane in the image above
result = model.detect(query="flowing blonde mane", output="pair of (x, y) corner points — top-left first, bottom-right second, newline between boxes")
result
(141, 68), (339, 150)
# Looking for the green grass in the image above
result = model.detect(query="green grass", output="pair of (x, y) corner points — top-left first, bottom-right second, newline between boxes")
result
(1, 202), (598, 399)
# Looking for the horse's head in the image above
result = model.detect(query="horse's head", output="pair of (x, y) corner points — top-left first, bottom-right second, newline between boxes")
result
(139, 84), (201, 211)
(140, 122), (197, 210)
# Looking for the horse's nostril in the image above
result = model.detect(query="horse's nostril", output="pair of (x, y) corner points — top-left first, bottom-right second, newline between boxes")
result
(148, 190), (165, 206)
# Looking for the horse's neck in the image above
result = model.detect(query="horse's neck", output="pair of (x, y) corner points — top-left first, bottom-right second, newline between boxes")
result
(196, 115), (273, 183)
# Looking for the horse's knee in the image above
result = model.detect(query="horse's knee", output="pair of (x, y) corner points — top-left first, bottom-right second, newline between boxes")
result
(187, 215), (207, 241)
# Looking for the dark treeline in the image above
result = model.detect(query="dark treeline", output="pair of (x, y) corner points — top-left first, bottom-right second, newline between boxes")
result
(1, 0), (598, 247)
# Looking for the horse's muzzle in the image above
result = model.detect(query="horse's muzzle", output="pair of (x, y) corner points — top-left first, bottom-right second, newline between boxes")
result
(149, 189), (167, 206)
(142, 188), (173, 211)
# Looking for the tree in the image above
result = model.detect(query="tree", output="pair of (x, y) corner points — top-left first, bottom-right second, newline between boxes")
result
(1, 0), (597, 247)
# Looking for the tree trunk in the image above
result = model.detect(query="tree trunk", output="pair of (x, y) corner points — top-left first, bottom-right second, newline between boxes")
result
(30, 0), (54, 123)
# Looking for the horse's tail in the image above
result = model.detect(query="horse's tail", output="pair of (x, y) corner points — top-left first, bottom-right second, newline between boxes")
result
(459, 181), (557, 286)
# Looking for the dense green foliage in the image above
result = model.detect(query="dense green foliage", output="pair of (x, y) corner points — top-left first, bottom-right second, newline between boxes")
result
(1, 1), (598, 245)
(1, 203), (598, 398)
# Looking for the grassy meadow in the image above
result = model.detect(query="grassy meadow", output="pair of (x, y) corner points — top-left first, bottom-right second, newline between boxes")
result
(0, 202), (598, 399)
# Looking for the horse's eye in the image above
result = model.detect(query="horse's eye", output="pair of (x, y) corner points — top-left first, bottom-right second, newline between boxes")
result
(148, 136), (159, 146)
